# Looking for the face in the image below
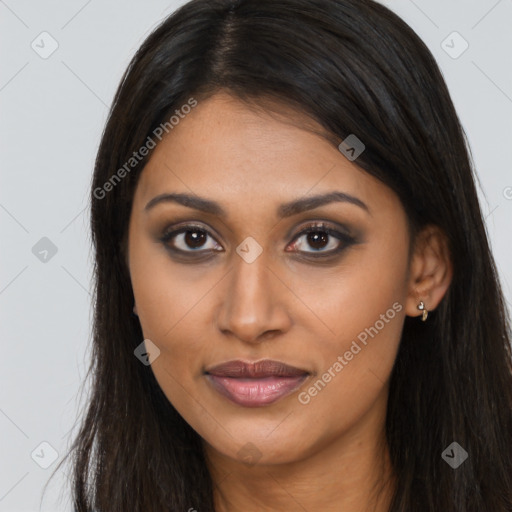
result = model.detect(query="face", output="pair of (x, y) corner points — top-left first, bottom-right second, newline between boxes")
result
(127, 91), (411, 467)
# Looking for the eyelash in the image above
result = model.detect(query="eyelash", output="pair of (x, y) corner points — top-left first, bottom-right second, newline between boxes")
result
(159, 221), (356, 260)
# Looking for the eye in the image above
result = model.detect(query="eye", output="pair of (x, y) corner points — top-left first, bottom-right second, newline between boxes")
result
(160, 224), (222, 255)
(287, 221), (355, 257)
(160, 221), (356, 259)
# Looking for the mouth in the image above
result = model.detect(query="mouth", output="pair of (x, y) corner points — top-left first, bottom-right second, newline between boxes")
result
(204, 359), (310, 407)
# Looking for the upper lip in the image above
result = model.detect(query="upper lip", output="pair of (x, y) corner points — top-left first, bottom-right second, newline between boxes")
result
(205, 359), (310, 378)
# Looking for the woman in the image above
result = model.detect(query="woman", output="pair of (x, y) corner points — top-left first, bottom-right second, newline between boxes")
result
(49, 0), (512, 510)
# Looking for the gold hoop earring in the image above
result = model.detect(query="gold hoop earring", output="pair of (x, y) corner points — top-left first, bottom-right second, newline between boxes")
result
(417, 301), (428, 321)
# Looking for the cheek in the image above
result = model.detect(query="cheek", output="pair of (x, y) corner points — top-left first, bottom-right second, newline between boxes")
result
(294, 228), (409, 401)
(129, 251), (215, 417)
(128, 223), (208, 341)
(132, 262), (214, 362)
(288, 284), (405, 448)
(128, 234), (227, 402)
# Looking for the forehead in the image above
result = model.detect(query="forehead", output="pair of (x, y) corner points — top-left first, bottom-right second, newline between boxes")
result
(132, 92), (397, 219)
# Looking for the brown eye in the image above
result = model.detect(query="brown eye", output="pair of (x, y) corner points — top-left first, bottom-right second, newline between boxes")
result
(287, 222), (356, 257)
(305, 231), (329, 250)
(183, 229), (207, 249)
(160, 221), (356, 261)
(161, 225), (222, 253)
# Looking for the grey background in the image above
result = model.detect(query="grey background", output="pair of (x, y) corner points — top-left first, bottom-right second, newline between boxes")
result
(1, 0), (511, 510)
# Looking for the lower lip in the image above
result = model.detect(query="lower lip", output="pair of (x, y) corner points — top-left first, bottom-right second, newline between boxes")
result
(205, 374), (308, 407)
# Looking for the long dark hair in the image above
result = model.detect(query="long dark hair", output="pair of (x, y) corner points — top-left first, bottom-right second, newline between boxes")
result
(45, 0), (512, 510)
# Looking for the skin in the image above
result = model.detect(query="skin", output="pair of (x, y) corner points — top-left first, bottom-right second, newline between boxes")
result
(127, 91), (452, 512)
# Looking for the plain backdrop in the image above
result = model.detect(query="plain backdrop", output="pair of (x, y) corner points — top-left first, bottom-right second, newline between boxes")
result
(1, 0), (511, 510)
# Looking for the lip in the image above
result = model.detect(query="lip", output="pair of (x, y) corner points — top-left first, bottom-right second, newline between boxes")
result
(204, 359), (310, 407)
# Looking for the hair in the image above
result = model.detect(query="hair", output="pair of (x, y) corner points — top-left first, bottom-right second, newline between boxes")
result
(44, 0), (512, 510)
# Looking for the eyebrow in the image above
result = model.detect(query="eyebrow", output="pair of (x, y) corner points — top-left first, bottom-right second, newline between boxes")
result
(144, 191), (370, 217)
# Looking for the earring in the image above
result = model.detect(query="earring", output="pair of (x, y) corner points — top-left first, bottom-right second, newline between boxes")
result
(417, 301), (428, 321)
(132, 304), (138, 317)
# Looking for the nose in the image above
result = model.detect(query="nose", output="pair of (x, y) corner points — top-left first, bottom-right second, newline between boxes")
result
(215, 250), (292, 345)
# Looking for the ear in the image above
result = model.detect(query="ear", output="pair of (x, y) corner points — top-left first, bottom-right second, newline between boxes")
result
(405, 224), (453, 319)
